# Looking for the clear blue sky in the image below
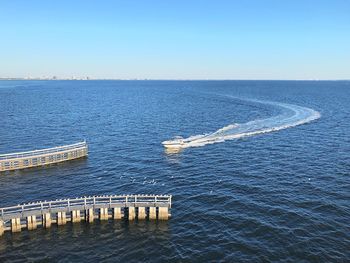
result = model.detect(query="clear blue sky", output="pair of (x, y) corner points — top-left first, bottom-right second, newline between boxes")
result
(0, 0), (349, 79)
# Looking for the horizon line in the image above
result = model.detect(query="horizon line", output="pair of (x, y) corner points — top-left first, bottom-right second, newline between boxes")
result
(0, 77), (349, 81)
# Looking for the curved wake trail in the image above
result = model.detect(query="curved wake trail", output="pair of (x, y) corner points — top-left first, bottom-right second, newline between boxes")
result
(163, 96), (321, 148)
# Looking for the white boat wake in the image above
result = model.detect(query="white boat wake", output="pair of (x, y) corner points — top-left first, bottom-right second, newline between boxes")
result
(162, 96), (320, 149)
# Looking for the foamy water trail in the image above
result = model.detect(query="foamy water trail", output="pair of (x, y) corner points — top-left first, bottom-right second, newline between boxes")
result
(163, 96), (321, 148)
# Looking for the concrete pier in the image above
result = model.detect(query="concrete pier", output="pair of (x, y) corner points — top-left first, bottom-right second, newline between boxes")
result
(11, 218), (21, 232)
(158, 207), (169, 220)
(0, 194), (171, 236)
(138, 207), (146, 220)
(27, 215), (37, 230)
(113, 207), (122, 219)
(72, 210), (81, 223)
(0, 141), (88, 172)
(57, 212), (67, 225)
(100, 208), (108, 220)
(149, 207), (157, 220)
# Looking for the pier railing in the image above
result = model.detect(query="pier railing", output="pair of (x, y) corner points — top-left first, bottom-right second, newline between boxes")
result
(0, 142), (87, 160)
(0, 194), (172, 235)
(0, 195), (171, 220)
(0, 141), (88, 172)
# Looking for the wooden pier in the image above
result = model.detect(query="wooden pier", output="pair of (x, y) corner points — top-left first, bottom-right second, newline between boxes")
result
(0, 194), (172, 236)
(0, 141), (88, 172)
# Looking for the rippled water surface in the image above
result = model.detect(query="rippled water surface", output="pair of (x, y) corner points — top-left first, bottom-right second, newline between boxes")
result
(0, 80), (349, 262)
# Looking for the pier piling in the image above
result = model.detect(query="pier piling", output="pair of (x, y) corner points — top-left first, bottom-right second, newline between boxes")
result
(27, 215), (37, 230)
(86, 208), (94, 223)
(113, 207), (122, 219)
(149, 207), (157, 220)
(57, 212), (67, 225)
(138, 207), (146, 220)
(11, 218), (21, 232)
(0, 220), (4, 236)
(158, 207), (169, 220)
(100, 208), (108, 220)
(128, 207), (135, 220)
(43, 213), (51, 228)
(72, 210), (81, 223)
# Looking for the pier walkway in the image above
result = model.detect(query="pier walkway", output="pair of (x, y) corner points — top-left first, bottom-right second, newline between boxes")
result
(0, 194), (171, 236)
(0, 141), (88, 172)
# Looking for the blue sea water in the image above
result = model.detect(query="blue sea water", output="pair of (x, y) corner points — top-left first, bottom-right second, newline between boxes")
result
(0, 80), (349, 262)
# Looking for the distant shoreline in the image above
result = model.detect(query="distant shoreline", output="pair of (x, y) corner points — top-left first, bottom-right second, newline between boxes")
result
(0, 78), (349, 81)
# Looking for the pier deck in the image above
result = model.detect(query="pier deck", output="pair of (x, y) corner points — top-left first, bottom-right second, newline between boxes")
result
(0, 141), (88, 172)
(0, 194), (172, 235)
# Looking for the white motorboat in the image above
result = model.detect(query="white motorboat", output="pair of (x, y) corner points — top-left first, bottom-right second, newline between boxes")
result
(162, 136), (185, 149)
(162, 134), (211, 149)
